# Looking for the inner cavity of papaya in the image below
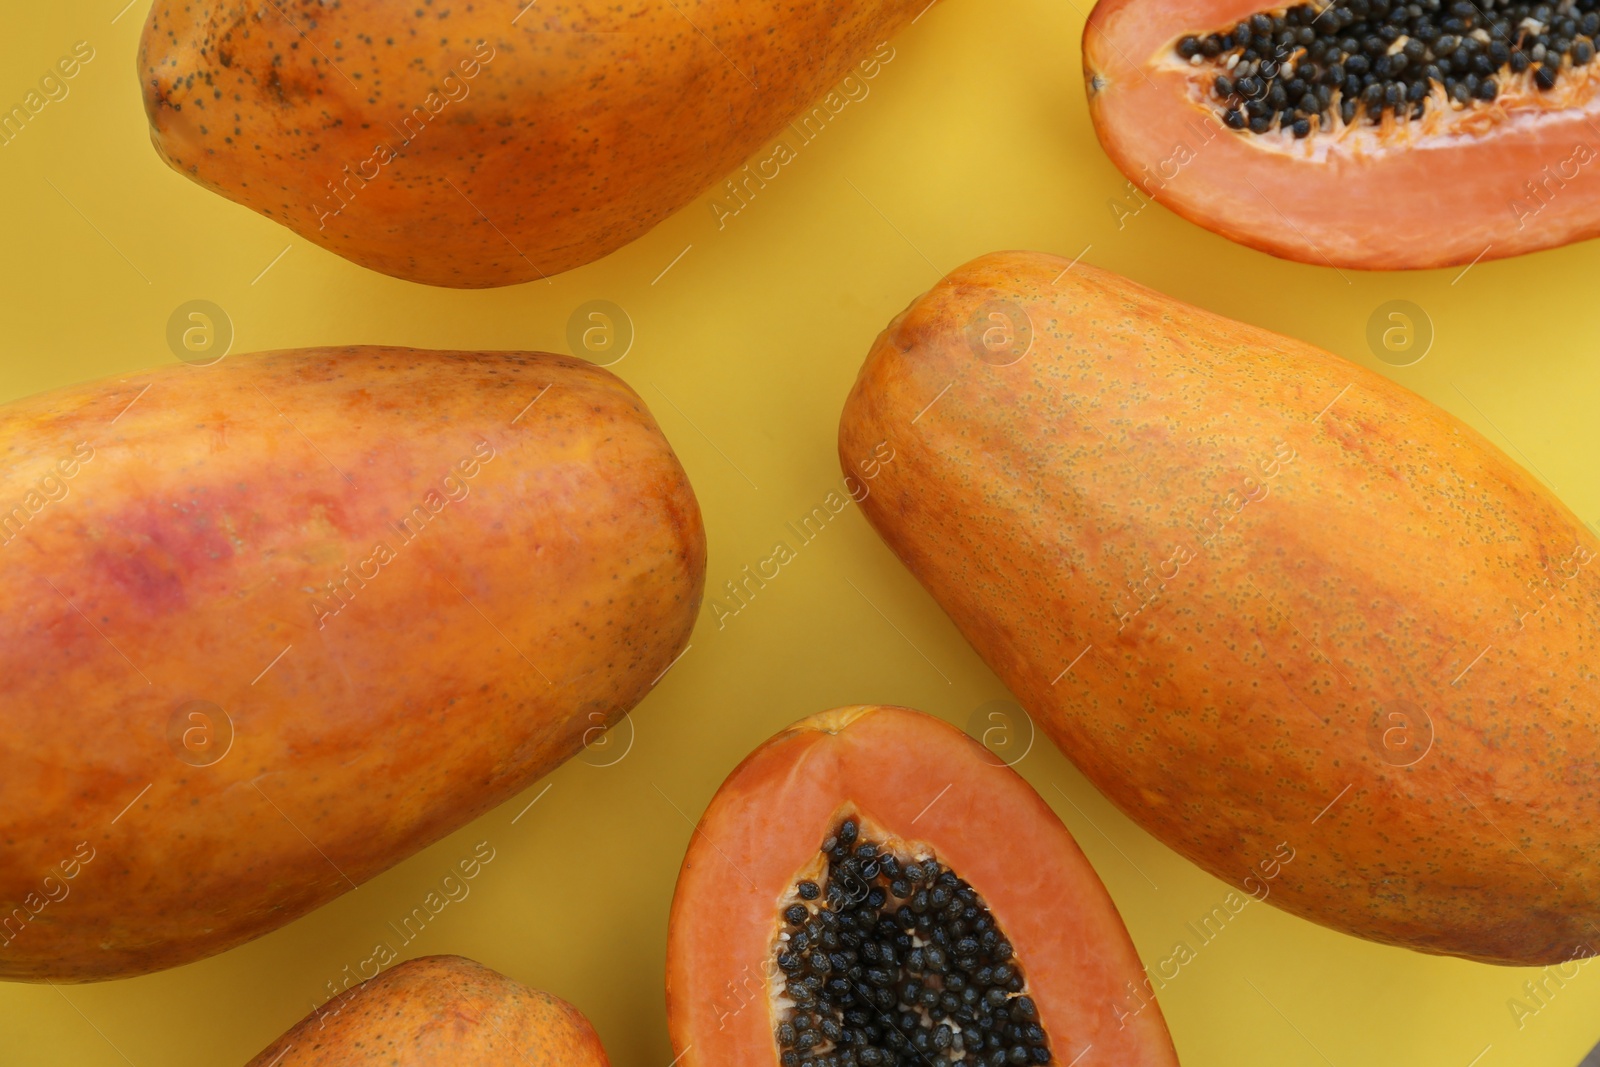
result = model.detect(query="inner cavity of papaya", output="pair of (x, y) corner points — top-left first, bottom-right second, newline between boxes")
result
(770, 815), (1055, 1067)
(1172, 0), (1600, 139)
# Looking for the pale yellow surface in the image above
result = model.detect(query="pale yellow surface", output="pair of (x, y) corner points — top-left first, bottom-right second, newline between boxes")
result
(2, 2), (1598, 1066)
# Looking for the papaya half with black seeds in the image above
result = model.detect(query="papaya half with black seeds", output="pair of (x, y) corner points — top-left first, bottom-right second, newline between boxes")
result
(838, 250), (1600, 965)
(139, 0), (924, 287)
(1085, 0), (1600, 268)
(0, 346), (704, 981)
(666, 704), (1181, 1067)
(245, 954), (609, 1066)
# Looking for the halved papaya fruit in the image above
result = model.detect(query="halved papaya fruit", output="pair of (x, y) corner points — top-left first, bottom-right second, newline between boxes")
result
(837, 250), (1600, 965)
(665, 705), (1180, 1067)
(246, 954), (609, 1066)
(1085, 0), (1600, 268)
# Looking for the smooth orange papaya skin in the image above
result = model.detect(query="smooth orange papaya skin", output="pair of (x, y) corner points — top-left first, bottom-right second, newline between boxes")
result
(138, 1), (924, 288)
(838, 252), (1600, 966)
(1084, 0), (1600, 269)
(666, 705), (1180, 1067)
(246, 954), (610, 1066)
(0, 346), (704, 981)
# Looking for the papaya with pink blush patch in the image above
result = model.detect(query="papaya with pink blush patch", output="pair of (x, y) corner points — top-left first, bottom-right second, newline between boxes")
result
(0, 346), (703, 981)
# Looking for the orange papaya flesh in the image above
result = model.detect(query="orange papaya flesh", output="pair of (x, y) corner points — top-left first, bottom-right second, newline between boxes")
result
(666, 705), (1180, 1067)
(1085, 0), (1600, 268)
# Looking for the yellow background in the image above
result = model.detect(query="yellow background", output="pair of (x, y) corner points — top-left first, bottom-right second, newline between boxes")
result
(3, 1), (1600, 1065)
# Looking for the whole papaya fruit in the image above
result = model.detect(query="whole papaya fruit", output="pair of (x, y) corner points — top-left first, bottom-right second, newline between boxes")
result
(0, 347), (704, 981)
(139, 1), (923, 287)
(246, 954), (610, 1066)
(838, 251), (1600, 966)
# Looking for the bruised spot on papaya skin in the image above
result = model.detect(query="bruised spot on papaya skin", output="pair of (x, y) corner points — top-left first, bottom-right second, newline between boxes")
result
(769, 816), (1055, 1066)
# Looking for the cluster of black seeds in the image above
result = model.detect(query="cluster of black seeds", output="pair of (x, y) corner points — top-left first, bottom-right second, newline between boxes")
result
(773, 819), (1053, 1067)
(1176, 0), (1600, 136)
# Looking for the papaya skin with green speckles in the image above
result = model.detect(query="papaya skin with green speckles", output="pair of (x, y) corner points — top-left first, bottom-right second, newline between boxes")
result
(0, 346), (704, 981)
(138, 0), (923, 288)
(838, 250), (1600, 966)
(246, 955), (610, 1066)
